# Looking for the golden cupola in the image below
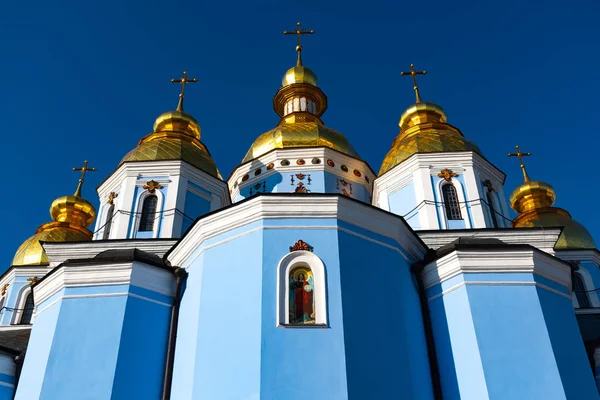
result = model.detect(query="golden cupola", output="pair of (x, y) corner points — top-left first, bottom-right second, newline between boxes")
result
(508, 146), (595, 250)
(379, 64), (483, 176)
(242, 23), (359, 162)
(121, 72), (221, 179)
(12, 162), (97, 266)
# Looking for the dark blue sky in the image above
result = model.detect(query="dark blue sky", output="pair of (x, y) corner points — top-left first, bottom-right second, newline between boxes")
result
(2, 0), (598, 267)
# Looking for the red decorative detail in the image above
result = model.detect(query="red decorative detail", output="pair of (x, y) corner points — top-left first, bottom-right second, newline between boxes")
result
(295, 173), (306, 180)
(327, 159), (335, 167)
(353, 169), (361, 177)
(339, 179), (349, 186)
(295, 182), (308, 193)
(267, 162), (275, 170)
(296, 159), (306, 165)
(289, 240), (314, 252)
(342, 189), (351, 197)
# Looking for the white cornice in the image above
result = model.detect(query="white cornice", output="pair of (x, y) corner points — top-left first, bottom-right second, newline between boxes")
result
(97, 160), (230, 205)
(0, 266), (52, 289)
(42, 240), (178, 265)
(34, 261), (176, 307)
(422, 248), (571, 290)
(228, 148), (375, 198)
(167, 195), (427, 267)
(555, 249), (600, 265)
(417, 229), (561, 255)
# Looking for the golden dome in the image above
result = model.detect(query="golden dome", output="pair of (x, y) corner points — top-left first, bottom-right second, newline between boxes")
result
(120, 110), (221, 179)
(509, 164), (595, 249)
(379, 102), (483, 176)
(243, 121), (359, 162)
(283, 65), (318, 87)
(153, 110), (201, 140)
(12, 172), (96, 266)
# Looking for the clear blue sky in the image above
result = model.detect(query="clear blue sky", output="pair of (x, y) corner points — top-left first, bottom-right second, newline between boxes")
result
(2, 0), (598, 268)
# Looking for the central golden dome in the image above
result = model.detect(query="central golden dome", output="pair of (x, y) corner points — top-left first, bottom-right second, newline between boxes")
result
(379, 102), (483, 176)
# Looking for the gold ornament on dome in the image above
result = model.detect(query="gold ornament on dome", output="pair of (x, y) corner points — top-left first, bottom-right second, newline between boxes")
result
(72, 160), (96, 197)
(143, 180), (163, 193)
(171, 71), (198, 112)
(437, 168), (458, 181)
(508, 145), (532, 182)
(400, 63), (427, 103)
(284, 21), (314, 68)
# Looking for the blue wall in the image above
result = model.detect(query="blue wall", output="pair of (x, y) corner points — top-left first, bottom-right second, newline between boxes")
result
(388, 181), (419, 229)
(171, 215), (433, 399)
(0, 352), (15, 399)
(182, 191), (210, 235)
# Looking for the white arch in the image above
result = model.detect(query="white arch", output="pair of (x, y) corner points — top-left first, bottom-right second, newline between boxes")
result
(573, 267), (600, 307)
(131, 188), (165, 239)
(11, 285), (33, 325)
(436, 178), (471, 229)
(276, 250), (327, 326)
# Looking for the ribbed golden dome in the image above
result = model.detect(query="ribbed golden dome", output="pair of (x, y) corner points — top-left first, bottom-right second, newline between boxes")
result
(120, 110), (221, 179)
(379, 102), (483, 176)
(243, 121), (359, 162)
(283, 65), (318, 87)
(510, 169), (595, 249)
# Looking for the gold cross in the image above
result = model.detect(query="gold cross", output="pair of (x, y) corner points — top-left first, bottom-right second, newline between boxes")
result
(508, 145), (532, 182)
(107, 192), (118, 205)
(284, 22), (314, 66)
(143, 180), (163, 193)
(171, 71), (198, 112)
(73, 160), (96, 197)
(1, 283), (9, 296)
(400, 64), (427, 103)
(437, 168), (457, 182)
(27, 276), (39, 286)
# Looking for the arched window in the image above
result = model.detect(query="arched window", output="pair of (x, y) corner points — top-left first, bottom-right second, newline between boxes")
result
(103, 204), (115, 239)
(20, 293), (34, 325)
(573, 272), (591, 308)
(139, 195), (158, 232)
(289, 266), (315, 324)
(442, 184), (462, 220)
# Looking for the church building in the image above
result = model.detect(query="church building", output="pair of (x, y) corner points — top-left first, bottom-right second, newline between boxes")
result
(2, 23), (599, 399)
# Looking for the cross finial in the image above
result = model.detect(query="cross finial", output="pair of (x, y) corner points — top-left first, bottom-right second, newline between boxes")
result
(284, 22), (315, 66)
(400, 64), (427, 103)
(171, 71), (198, 112)
(508, 145), (532, 182)
(72, 160), (96, 197)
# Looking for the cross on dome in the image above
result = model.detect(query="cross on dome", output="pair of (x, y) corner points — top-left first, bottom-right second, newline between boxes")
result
(400, 64), (427, 103)
(284, 22), (315, 66)
(72, 160), (96, 197)
(171, 71), (198, 112)
(508, 145), (532, 182)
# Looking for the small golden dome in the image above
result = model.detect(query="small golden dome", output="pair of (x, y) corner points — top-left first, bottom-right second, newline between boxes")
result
(379, 102), (483, 175)
(50, 195), (96, 227)
(153, 110), (201, 140)
(282, 65), (318, 87)
(243, 121), (359, 162)
(509, 181), (555, 214)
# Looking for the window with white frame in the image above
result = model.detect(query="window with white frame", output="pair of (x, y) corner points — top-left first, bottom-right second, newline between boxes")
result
(139, 195), (158, 232)
(277, 250), (327, 327)
(20, 293), (34, 325)
(103, 204), (115, 239)
(442, 184), (462, 220)
(573, 272), (591, 308)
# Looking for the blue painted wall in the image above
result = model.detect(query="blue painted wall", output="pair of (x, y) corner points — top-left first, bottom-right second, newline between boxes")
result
(182, 191), (210, 235)
(0, 352), (15, 399)
(171, 215), (433, 399)
(388, 181), (420, 229)
(427, 271), (599, 399)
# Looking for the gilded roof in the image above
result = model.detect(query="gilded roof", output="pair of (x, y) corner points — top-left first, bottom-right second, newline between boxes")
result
(121, 137), (221, 179)
(379, 130), (482, 175)
(12, 223), (91, 266)
(282, 65), (318, 87)
(242, 121), (360, 162)
(379, 102), (483, 176)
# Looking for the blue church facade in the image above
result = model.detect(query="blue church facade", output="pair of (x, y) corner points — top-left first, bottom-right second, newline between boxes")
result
(3, 32), (600, 399)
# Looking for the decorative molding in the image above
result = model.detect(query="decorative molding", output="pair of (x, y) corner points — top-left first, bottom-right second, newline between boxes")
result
(289, 240), (313, 252)
(417, 229), (561, 255)
(437, 168), (458, 181)
(34, 261), (177, 309)
(167, 196), (428, 268)
(422, 248), (571, 290)
(427, 280), (571, 302)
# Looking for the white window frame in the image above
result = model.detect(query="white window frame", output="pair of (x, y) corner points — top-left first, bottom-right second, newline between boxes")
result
(11, 285), (33, 325)
(572, 267), (600, 308)
(131, 189), (165, 239)
(276, 250), (327, 327)
(436, 179), (471, 229)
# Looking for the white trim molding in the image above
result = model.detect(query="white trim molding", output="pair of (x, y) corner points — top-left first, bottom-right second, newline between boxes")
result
(34, 261), (176, 309)
(276, 251), (327, 326)
(422, 248), (572, 291)
(11, 286), (33, 325)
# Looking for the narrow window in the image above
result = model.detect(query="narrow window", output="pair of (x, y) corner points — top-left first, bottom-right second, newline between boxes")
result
(573, 273), (591, 308)
(103, 204), (115, 239)
(139, 195), (158, 232)
(442, 184), (462, 220)
(0, 297), (5, 314)
(289, 267), (315, 324)
(20, 293), (34, 325)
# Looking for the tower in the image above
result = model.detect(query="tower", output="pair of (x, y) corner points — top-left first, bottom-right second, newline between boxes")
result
(373, 65), (510, 230)
(228, 23), (376, 202)
(94, 73), (230, 240)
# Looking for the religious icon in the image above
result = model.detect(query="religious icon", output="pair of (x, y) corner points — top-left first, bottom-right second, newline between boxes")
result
(289, 268), (315, 324)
